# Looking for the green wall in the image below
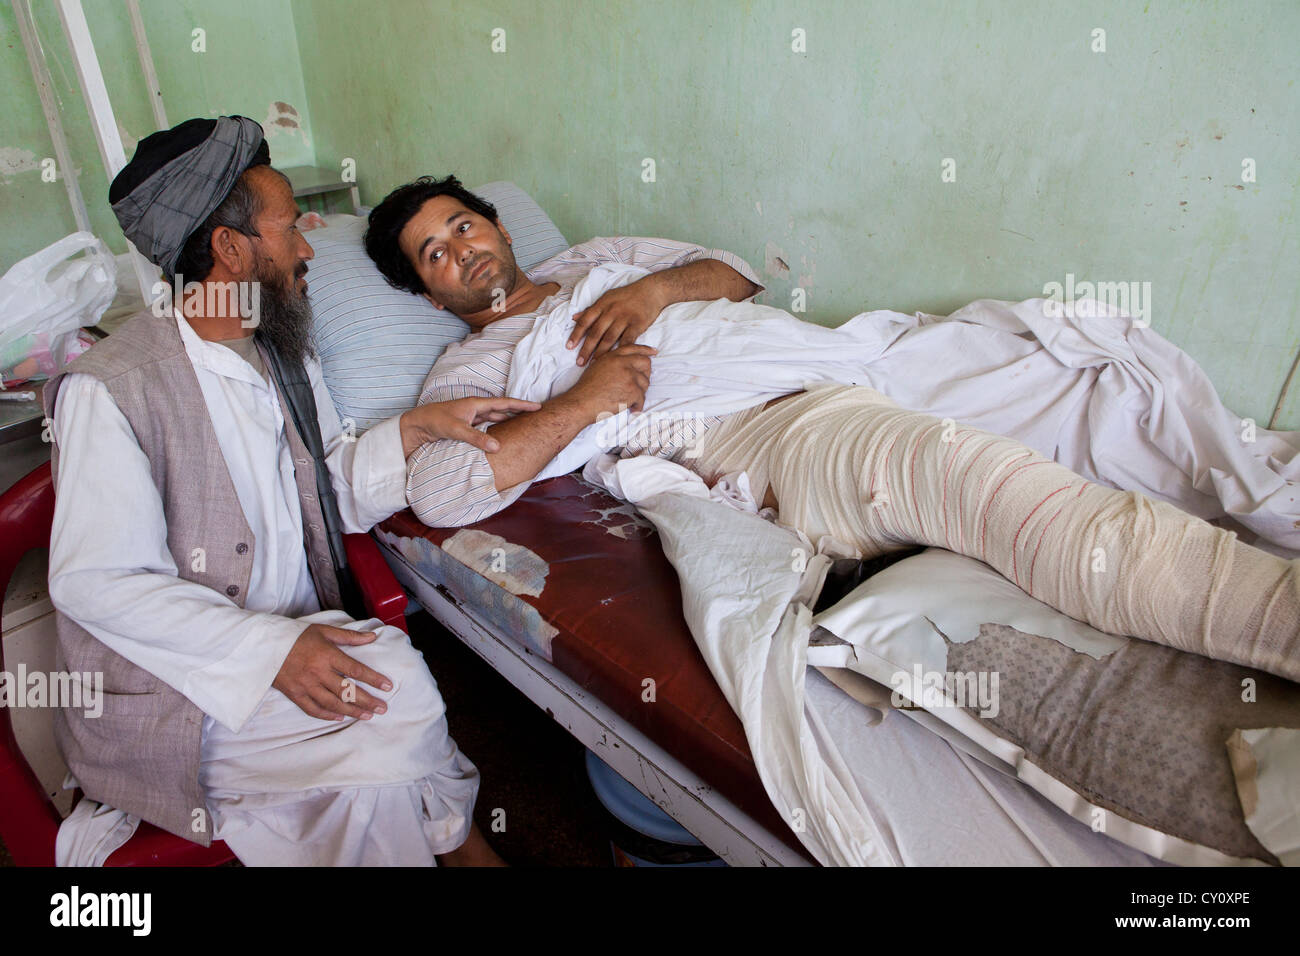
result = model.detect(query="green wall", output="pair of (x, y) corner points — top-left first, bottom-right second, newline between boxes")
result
(2, 1), (1297, 427)
(291, 0), (1299, 427)
(0, 0), (315, 265)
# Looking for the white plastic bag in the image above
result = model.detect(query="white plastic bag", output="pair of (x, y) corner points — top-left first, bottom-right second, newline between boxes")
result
(0, 232), (116, 383)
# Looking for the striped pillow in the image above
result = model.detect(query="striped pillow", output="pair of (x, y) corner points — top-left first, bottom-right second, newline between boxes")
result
(308, 182), (570, 432)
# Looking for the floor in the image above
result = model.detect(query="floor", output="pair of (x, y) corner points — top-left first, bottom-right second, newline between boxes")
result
(408, 609), (614, 867)
(0, 609), (618, 868)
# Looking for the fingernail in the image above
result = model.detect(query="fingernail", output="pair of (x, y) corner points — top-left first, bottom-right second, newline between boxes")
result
(382, 681), (393, 691)
(360, 711), (372, 720)
(376, 704), (387, 715)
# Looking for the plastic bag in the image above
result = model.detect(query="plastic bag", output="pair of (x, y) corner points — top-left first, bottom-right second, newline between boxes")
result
(0, 232), (116, 386)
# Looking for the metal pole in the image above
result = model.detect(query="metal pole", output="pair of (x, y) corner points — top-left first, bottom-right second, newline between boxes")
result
(54, 0), (162, 310)
(125, 0), (167, 130)
(11, 0), (91, 234)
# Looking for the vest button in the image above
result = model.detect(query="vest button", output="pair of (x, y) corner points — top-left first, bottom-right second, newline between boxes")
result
(235, 542), (249, 554)
(226, 585), (240, 597)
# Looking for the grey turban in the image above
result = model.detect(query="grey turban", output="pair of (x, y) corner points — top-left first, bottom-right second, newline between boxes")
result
(109, 115), (269, 278)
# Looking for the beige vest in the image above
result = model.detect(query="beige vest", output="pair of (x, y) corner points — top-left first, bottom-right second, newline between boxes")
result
(43, 309), (342, 845)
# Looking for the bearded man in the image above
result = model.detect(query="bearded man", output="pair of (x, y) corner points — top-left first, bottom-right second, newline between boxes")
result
(42, 117), (534, 865)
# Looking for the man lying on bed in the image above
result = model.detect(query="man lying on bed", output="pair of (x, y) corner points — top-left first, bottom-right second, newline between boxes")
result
(364, 175), (1300, 686)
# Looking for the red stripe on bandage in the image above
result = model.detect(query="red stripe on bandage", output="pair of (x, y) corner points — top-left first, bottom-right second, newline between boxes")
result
(954, 442), (1000, 553)
(910, 422), (946, 536)
(941, 433), (976, 549)
(1027, 486), (1083, 592)
(1011, 483), (1073, 586)
(979, 455), (1047, 561)
(868, 430), (905, 520)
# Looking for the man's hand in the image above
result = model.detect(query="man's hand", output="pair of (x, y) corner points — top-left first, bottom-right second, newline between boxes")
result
(407, 344), (657, 501)
(400, 396), (541, 458)
(568, 277), (668, 367)
(567, 343), (657, 415)
(272, 623), (394, 721)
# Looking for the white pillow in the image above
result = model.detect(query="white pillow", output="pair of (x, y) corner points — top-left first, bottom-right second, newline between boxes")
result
(811, 547), (1128, 668)
(810, 547), (1300, 866)
(307, 181), (570, 432)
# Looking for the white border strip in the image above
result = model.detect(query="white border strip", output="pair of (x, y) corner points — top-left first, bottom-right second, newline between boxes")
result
(124, 0), (167, 130)
(54, 0), (159, 306)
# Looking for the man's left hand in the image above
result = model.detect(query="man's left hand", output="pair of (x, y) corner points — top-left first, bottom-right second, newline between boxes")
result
(568, 277), (667, 367)
(400, 396), (541, 458)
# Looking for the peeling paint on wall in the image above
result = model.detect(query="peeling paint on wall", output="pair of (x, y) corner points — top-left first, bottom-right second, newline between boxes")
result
(764, 240), (790, 278)
(271, 100), (301, 127)
(263, 100), (311, 150)
(0, 147), (41, 182)
(798, 253), (817, 290)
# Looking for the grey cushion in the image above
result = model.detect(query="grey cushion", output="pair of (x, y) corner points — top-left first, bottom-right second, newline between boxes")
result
(307, 181), (570, 432)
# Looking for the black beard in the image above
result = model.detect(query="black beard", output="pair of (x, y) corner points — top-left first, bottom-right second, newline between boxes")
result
(434, 241), (521, 318)
(252, 265), (315, 366)
(454, 255), (518, 316)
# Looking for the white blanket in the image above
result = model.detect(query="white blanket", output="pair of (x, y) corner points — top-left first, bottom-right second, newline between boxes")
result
(552, 264), (1298, 865)
(586, 454), (895, 866)
(509, 263), (1300, 554)
(584, 454), (1175, 866)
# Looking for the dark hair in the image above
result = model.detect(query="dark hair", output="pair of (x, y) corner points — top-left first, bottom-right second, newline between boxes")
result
(169, 165), (289, 284)
(364, 175), (499, 296)
(170, 170), (263, 284)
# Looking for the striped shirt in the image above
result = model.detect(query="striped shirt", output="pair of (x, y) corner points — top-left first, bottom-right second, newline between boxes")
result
(407, 236), (764, 527)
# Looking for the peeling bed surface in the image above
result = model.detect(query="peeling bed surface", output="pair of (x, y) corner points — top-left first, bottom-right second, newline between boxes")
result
(379, 529), (559, 660)
(441, 528), (549, 597)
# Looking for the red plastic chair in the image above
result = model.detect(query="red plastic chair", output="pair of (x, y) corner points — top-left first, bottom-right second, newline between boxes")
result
(0, 460), (410, 866)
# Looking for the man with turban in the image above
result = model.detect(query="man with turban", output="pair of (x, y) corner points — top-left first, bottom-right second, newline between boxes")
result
(42, 116), (534, 865)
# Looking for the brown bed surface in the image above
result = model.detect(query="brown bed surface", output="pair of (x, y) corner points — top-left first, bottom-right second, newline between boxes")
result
(380, 474), (811, 860)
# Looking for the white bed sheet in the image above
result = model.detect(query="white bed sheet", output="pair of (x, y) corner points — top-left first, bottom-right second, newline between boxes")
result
(804, 670), (1164, 866)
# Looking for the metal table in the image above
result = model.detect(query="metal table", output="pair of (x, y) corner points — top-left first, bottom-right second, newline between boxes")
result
(282, 165), (362, 215)
(0, 383), (45, 446)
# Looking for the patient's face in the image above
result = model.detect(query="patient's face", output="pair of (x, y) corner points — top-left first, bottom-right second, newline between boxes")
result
(398, 195), (519, 323)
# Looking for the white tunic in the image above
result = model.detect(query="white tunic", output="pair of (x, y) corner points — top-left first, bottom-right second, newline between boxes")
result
(49, 312), (478, 865)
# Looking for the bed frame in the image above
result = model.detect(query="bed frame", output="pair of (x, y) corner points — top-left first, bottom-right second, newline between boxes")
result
(380, 539), (810, 867)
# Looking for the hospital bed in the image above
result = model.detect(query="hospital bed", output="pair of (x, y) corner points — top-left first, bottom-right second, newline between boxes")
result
(307, 184), (1291, 867)
(372, 480), (1160, 865)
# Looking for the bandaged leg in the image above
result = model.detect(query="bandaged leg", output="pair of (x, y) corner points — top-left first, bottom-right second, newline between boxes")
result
(693, 386), (1300, 681)
(199, 611), (480, 866)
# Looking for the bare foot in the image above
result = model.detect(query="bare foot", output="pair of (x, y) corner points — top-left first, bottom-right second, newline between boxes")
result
(436, 823), (508, 866)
